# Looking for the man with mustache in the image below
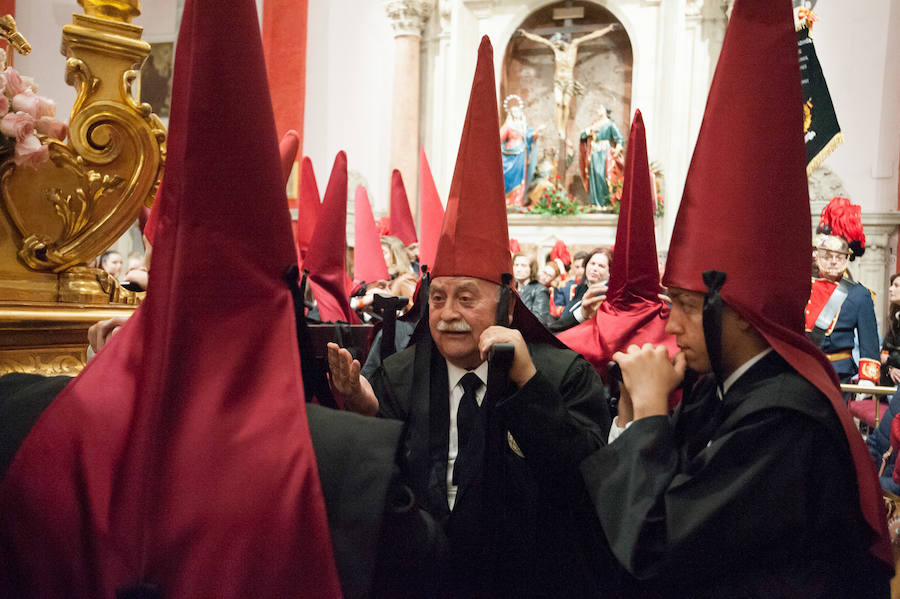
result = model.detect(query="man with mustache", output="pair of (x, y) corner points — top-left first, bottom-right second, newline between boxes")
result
(328, 37), (615, 597)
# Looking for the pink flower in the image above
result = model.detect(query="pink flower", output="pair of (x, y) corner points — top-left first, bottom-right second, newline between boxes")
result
(35, 116), (67, 140)
(4, 67), (35, 96)
(12, 92), (55, 119)
(0, 111), (34, 141)
(0, 94), (8, 115)
(14, 133), (49, 168)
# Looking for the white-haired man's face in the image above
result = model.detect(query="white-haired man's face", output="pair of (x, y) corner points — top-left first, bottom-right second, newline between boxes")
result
(428, 276), (499, 369)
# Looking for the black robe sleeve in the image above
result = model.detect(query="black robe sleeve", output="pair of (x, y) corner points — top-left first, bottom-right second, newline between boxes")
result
(0, 373), (72, 481)
(498, 354), (609, 470)
(579, 384), (889, 596)
(306, 403), (448, 598)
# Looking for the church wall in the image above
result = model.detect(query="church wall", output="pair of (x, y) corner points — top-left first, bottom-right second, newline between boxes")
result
(303, 0), (395, 221)
(813, 0), (899, 215)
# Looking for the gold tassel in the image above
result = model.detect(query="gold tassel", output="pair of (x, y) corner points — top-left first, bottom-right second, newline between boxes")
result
(806, 131), (845, 176)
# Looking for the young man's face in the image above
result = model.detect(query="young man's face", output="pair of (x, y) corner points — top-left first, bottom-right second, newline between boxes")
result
(664, 287), (711, 373)
(428, 276), (499, 370)
(513, 256), (531, 284)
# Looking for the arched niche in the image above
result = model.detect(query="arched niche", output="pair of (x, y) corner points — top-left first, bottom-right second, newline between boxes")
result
(500, 1), (633, 200)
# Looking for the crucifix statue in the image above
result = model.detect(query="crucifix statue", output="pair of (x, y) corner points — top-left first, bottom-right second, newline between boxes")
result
(517, 24), (614, 138)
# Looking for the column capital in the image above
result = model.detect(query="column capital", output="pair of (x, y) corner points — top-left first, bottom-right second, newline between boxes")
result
(685, 0), (703, 20)
(439, 0), (453, 33)
(385, 0), (433, 37)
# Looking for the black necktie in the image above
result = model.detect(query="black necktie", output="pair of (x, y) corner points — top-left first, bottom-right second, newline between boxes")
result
(453, 372), (483, 486)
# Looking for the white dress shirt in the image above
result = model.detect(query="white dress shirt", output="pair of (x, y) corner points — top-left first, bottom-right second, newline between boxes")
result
(445, 360), (488, 510)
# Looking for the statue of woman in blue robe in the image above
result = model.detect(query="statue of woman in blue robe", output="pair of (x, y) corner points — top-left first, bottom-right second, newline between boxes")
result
(500, 95), (539, 206)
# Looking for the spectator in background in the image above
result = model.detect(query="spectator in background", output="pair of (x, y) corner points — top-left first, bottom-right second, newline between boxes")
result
(881, 273), (900, 387)
(539, 260), (565, 319)
(122, 252), (148, 291)
(381, 235), (414, 279)
(513, 252), (550, 324)
(562, 250), (588, 303)
(865, 273), (900, 494)
(549, 247), (610, 332)
(405, 242), (421, 275)
(125, 252), (143, 273)
(100, 250), (123, 280)
(389, 272), (418, 314)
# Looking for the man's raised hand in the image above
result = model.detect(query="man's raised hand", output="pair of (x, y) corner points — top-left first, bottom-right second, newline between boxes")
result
(612, 344), (685, 420)
(478, 326), (537, 387)
(326, 342), (378, 416)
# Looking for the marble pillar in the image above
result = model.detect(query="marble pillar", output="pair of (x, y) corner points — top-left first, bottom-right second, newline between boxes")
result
(386, 0), (432, 221)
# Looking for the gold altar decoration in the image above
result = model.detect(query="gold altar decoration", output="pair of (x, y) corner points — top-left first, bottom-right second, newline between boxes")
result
(0, 0), (165, 375)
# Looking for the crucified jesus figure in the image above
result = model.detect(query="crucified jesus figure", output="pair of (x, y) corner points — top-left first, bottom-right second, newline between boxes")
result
(518, 25), (615, 138)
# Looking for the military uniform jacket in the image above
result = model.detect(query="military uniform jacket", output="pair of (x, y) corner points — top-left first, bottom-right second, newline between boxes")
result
(806, 277), (880, 381)
(580, 352), (891, 597)
(370, 339), (617, 597)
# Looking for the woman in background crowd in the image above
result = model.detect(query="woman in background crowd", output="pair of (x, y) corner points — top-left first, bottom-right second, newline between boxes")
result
(513, 252), (550, 324)
(549, 247), (611, 333)
(565, 247), (610, 313)
(865, 273), (900, 494)
(381, 235), (414, 279)
(882, 273), (900, 386)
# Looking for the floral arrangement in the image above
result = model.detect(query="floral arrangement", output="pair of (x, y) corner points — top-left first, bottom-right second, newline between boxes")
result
(525, 176), (585, 217)
(0, 55), (68, 168)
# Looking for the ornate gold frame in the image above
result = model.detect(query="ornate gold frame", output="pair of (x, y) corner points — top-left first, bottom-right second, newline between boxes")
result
(0, 1), (164, 375)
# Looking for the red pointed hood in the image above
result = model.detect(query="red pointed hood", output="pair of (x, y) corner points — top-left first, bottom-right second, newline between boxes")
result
(296, 155), (321, 264)
(353, 185), (390, 284)
(662, 0), (891, 565)
(304, 151), (359, 323)
(418, 147), (444, 269)
(559, 111), (677, 385)
(430, 36), (561, 348)
(606, 110), (661, 308)
(279, 129), (301, 186)
(390, 169), (418, 246)
(431, 37), (511, 284)
(0, 0), (342, 595)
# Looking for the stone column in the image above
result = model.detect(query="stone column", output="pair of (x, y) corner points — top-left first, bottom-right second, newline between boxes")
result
(386, 0), (432, 220)
(845, 213), (900, 331)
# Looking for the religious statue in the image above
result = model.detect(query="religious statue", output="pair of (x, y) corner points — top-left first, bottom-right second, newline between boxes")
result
(499, 94), (540, 206)
(579, 105), (624, 209)
(517, 25), (615, 138)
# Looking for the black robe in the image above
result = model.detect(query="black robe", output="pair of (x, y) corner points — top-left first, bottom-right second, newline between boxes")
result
(371, 339), (623, 597)
(0, 374), (443, 599)
(580, 351), (892, 597)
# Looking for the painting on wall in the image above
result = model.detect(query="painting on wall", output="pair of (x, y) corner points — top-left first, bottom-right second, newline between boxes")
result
(140, 41), (175, 119)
